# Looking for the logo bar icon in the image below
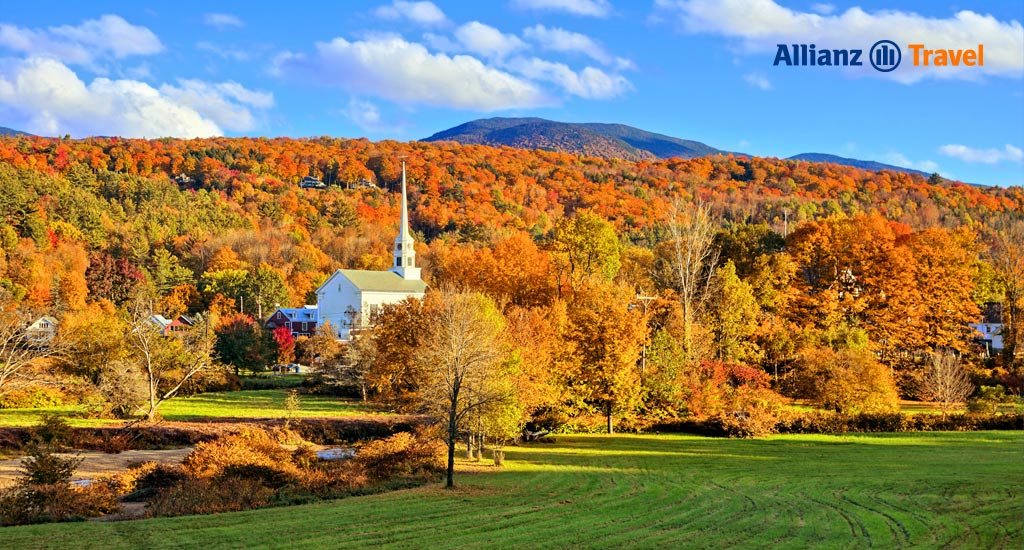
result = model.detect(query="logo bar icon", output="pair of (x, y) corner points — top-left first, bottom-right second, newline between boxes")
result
(869, 40), (901, 72)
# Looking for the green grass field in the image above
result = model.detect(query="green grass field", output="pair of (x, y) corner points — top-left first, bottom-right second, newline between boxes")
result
(3, 431), (1021, 549)
(0, 389), (380, 427)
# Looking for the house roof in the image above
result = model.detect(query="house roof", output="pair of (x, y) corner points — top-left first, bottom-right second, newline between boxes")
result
(27, 316), (58, 330)
(148, 314), (172, 328)
(319, 269), (427, 294)
(268, 306), (319, 322)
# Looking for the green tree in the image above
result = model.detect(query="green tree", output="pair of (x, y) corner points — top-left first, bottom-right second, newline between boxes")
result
(243, 263), (289, 319)
(708, 260), (761, 363)
(641, 329), (687, 420)
(150, 249), (194, 293)
(214, 313), (274, 375)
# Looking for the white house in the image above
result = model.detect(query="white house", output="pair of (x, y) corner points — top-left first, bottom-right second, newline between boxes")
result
(25, 316), (58, 344)
(315, 164), (427, 340)
(970, 302), (1004, 356)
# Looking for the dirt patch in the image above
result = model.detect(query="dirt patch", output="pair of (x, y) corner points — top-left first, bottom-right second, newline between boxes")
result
(0, 447), (193, 488)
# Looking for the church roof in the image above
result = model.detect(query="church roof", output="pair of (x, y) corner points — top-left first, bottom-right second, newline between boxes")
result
(326, 269), (427, 293)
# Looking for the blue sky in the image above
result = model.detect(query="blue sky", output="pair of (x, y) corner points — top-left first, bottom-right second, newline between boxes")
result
(1, 1), (1021, 186)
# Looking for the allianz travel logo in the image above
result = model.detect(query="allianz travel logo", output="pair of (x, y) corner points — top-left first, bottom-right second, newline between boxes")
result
(773, 41), (984, 73)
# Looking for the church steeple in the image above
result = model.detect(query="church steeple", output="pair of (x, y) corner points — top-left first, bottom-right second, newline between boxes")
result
(390, 162), (420, 280)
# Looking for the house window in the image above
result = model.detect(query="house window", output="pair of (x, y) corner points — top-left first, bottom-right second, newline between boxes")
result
(301, 322), (307, 332)
(395, 258), (400, 267)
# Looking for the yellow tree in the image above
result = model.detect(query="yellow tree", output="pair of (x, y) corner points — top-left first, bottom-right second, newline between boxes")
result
(550, 210), (621, 295)
(415, 289), (509, 488)
(565, 283), (646, 433)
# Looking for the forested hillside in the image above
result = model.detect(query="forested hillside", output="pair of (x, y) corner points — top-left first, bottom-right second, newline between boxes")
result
(1, 134), (1021, 424)
(422, 118), (725, 160)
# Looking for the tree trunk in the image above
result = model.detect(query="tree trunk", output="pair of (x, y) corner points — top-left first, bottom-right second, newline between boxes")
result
(147, 369), (158, 422)
(446, 399), (457, 488)
(606, 404), (614, 434)
(465, 435), (473, 459)
(493, 449), (504, 467)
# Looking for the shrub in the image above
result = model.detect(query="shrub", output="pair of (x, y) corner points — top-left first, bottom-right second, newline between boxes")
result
(0, 482), (120, 525)
(108, 462), (187, 501)
(219, 463), (297, 490)
(967, 385), (1018, 414)
(30, 414), (74, 447)
(146, 477), (275, 518)
(20, 446), (81, 485)
(0, 387), (66, 409)
(789, 348), (899, 414)
(353, 431), (445, 482)
(181, 428), (293, 479)
(0, 446), (119, 526)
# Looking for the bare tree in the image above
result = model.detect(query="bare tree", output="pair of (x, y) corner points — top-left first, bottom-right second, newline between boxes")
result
(666, 200), (720, 358)
(922, 350), (974, 418)
(126, 296), (219, 421)
(0, 309), (65, 398)
(415, 289), (509, 488)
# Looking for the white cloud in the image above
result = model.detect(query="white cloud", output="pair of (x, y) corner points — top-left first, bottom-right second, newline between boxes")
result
(506, 56), (631, 99)
(272, 36), (548, 110)
(342, 98), (404, 133)
(454, 22), (526, 59)
(196, 41), (251, 61)
(0, 15), (162, 66)
(938, 144), (1023, 164)
(0, 57), (226, 138)
(654, 0), (1024, 83)
(523, 24), (632, 68)
(203, 13), (244, 29)
(511, 0), (613, 18)
(743, 72), (771, 90)
(374, 1), (449, 26)
(881, 152), (940, 173)
(810, 3), (835, 15)
(159, 79), (273, 132)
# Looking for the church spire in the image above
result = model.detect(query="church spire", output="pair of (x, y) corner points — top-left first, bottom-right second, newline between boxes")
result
(390, 162), (420, 280)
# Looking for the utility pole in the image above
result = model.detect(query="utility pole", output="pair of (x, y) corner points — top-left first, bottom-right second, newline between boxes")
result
(635, 291), (657, 383)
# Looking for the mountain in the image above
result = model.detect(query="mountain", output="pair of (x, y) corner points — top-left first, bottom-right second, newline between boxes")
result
(422, 117), (727, 161)
(787, 153), (931, 177)
(0, 126), (31, 137)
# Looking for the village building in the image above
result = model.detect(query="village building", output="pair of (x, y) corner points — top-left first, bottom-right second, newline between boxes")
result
(147, 314), (196, 336)
(315, 163), (426, 340)
(970, 302), (1004, 356)
(265, 306), (319, 337)
(24, 316), (58, 344)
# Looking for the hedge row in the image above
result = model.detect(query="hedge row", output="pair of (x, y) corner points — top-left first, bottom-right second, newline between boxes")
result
(651, 412), (1024, 438)
(0, 417), (428, 452)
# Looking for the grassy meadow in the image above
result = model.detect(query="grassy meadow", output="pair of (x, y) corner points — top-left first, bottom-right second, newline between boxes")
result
(0, 389), (379, 427)
(3, 431), (1021, 549)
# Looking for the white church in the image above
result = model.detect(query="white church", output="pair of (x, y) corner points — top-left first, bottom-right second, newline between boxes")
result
(315, 164), (427, 340)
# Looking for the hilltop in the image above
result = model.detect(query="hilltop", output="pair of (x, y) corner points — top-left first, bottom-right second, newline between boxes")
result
(787, 153), (931, 177)
(422, 117), (726, 162)
(424, 118), (943, 180)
